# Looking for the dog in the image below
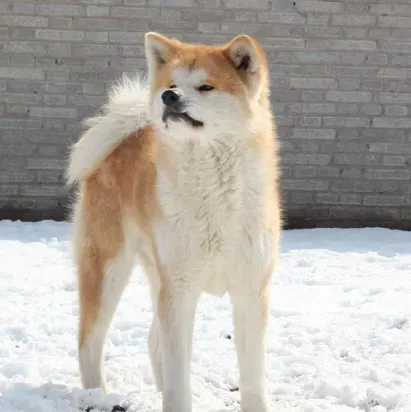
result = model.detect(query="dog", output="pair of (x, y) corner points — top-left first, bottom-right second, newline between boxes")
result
(66, 32), (282, 412)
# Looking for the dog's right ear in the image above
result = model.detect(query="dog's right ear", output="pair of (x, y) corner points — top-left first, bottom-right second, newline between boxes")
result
(223, 35), (268, 100)
(145, 32), (176, 71)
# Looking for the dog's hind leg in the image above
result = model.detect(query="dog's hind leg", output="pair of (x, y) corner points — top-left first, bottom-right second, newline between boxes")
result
(73, 186), (136, 392)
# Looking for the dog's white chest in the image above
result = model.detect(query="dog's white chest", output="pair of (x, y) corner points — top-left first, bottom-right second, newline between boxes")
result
(154, 145), (272, 294)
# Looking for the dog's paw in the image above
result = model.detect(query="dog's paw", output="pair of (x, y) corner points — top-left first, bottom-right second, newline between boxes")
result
(241, 394), (269, 412)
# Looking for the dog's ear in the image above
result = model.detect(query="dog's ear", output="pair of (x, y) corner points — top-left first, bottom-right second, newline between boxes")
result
(223, 35), (267, 98)
(145, 32), (176, 71)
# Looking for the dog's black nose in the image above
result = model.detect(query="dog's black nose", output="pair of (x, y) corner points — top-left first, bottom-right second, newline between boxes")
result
(161, 89), (180, 107)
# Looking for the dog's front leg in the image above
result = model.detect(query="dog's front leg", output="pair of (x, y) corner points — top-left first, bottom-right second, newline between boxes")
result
(157, 279), (199, 412)
(230, 285), (270, 412)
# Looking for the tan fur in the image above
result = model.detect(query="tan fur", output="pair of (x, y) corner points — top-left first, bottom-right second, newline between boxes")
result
(68, 32), (282, 412)
(74, 127), (158, 347)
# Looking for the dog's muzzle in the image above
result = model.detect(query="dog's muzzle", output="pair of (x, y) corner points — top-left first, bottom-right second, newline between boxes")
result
(161, 89), (203, 128)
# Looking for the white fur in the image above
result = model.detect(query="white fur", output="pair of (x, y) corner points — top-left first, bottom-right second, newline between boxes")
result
(152, 144), (274, 412)
(147, 67), (277, 412)
(66, 74), (151, 185)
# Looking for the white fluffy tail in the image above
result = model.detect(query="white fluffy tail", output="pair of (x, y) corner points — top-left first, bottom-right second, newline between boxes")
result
(66, 74), (151, 185)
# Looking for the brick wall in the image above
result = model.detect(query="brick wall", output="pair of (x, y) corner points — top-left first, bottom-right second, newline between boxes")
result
(1, 0), (411, 228)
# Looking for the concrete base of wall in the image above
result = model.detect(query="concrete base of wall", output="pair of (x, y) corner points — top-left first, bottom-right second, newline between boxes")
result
(0, 203), (69, 222)
(1, 203), (410, 231)
(285, 207), (411, 230)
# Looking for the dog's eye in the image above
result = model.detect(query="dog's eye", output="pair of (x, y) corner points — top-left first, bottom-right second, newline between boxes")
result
(169, 84), (177, 89)
(198, 84), (214, 92)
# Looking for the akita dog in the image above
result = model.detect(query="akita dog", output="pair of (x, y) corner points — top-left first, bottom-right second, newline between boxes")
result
(67, 32), (282, 412)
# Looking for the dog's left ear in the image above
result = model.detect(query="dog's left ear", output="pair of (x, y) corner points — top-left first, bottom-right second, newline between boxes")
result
(223, 35), (267, 97)
(145, 32), (177, 72)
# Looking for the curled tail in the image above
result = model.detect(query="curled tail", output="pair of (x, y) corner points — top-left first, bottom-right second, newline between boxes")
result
(66, 74), (151, 185)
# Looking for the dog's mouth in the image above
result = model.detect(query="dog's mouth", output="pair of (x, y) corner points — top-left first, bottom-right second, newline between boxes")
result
(162, 110), (203, 128)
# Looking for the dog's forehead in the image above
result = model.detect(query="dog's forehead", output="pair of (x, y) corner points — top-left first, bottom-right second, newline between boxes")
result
(171, 68), (207, 87)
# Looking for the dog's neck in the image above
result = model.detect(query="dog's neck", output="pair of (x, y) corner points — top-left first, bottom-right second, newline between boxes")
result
(155, 129), (249, 184)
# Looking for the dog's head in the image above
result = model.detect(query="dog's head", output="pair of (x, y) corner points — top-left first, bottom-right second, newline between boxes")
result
(145, 32), (269, 143)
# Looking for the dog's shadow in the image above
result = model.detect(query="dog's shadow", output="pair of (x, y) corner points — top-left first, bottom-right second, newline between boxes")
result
(0, 383), (239, 412)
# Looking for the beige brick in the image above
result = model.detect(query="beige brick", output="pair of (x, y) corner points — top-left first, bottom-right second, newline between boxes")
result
(0, 0), (409, 227)
(290, 78), (337, 89)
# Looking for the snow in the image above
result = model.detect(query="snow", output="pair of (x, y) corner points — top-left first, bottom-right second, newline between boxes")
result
(0, 220), (410, 412)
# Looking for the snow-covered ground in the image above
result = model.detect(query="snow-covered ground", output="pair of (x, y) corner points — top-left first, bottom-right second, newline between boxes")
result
(0, 220), (410, 412)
